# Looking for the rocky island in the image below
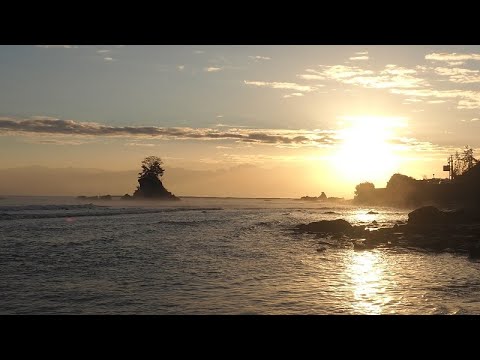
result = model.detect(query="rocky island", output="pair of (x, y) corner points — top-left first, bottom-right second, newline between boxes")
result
(127, 156), (179, 200)
(78, 156), (179, 201)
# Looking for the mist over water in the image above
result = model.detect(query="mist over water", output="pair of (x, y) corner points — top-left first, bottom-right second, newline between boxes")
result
(1, 196), (479, 314)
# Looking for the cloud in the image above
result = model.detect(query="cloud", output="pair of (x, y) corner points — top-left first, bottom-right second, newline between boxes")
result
(355, 51), (368, 55)
(194, 50), (205, 54)
(36, 45), (78, 49)
(244, 80), (319, 92)
(204, 67), (223, 72)
(0, 117), (338, 147)
(297, 69), (325, 80)
(425, 52), (480, 65)
(215, 123), (249, 128)
(433, 67), (480, 83)
(22, 138), (87, 146)
(319, 65), (374, 80)
(249, 55), (271, 61)
(390, 88), (480, 109)
(126, 143), (156, 147)
(471, 118), (480, 122)
(177, 65), (185, 71)
(388, 137), (451, 153)
(104, 57), (116, 62)
(349, 56), (369, 61)
(310, 64), (427, 89)
(283, 93), (304, 98)
(97, 49), (111, 54)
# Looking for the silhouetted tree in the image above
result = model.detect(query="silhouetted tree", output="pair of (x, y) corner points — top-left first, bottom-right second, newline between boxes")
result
(354, 182), (376, 203)
(139, 156), (164, 181)
(386, 173), (417, 204)
(451, 146), (478, 178)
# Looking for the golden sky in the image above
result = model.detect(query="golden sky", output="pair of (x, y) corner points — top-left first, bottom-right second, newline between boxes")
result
(1, 45), (479, 197)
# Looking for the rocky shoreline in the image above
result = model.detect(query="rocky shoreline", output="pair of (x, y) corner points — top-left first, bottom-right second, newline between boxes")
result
(293, 206), (480, 259)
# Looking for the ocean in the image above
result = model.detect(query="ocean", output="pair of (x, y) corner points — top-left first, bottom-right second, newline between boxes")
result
(1, 196), (479, 314)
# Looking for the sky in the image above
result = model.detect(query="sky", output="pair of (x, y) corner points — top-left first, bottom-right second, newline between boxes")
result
(1, 45), (480, 197)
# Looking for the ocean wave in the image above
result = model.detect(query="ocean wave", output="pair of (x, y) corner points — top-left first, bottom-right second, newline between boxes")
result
(0, 206), (224, 221)
(0, 203), (106, 212)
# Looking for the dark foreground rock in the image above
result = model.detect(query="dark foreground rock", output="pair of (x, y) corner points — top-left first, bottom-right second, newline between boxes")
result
(294, 206), (480, 258)
(296, 219), (352, 234)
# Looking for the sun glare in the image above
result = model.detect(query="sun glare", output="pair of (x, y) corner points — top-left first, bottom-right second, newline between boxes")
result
(330, 115), (407, 185)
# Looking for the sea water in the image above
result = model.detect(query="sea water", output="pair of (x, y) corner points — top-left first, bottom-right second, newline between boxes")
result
(1, 196), (479, 314)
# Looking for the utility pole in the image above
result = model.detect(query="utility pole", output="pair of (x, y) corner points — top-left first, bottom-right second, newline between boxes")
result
(449, 155), (453, 180)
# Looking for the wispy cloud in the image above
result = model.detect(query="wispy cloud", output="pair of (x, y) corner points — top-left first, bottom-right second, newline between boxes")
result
(215, 123), (249, 128)
(177, 65), (185, 71)
(194, 50), (205, 54)
(388, 137), (451, 153)
(425, 52), (480, 65)
(205, 66), (223, 72)
(104, 57), (116, 62)
(390, 88), (480, 109)
(97, 49), (111, 54)
(22, 137), (87, 146)
(349, 56), (369, 61)
(283, 93), (304, 98)
(471, 118), (480, 122)
(433, 67), (480, 83)
(244, 80), (319, 92)
(126, 142), (156, 147)
(320, 65), (374, 80)
(36, 45), (78, 49)
(307, 64), (426, 89)
(0, 117), (338, 147)
(249, 55), (271, 61)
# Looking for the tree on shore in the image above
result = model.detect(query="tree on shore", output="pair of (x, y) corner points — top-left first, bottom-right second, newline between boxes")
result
(453, 146), (478, 178)
(354, 182), (375, 203)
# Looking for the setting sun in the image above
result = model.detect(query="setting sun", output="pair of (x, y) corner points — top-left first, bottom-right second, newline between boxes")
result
(330, 115), (407, 185)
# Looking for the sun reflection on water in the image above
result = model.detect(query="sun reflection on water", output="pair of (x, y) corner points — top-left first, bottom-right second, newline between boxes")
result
(347, 251), (393, 314)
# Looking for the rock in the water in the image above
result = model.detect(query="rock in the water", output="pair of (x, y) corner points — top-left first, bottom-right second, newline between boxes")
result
(133, 176), (179, 200)
(297, 219), (352, 234)
(469, 243), (480, 259)
(408, 206), (445, 225)
(367, 211), (379, 215)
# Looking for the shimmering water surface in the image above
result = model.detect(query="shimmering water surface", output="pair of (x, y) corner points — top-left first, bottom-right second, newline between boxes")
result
(1, 196), (480, 314)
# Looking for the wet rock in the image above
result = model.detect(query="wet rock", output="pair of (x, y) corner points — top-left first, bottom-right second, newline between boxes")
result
(367, 211), (379, 215)
(296, 219), (353, 234)
(408, 206), (445, 225)
(468, 244), (480, 259)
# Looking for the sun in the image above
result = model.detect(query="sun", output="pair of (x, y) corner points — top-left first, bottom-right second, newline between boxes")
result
(329, 115), (407, 185)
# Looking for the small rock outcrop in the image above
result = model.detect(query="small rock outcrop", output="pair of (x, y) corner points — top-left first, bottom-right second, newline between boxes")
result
(130, 156), (179, 201)
(294, 206), (480, 257)
(133, 176), (179, 200)
(296, 219), (352, 234)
